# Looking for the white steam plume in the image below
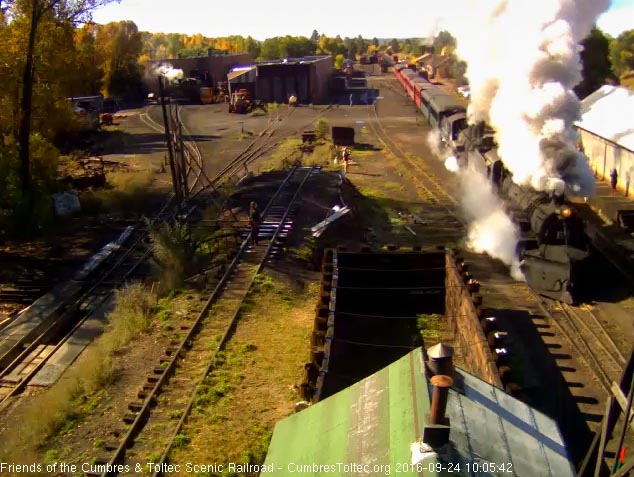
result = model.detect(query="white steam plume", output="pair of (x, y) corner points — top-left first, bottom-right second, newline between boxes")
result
(426, 130), (446, 160)
(151, 63), (184, 82)
(441, 0), (610, 196)
(445, 156), (459, 173)
(460, 169), (524, 281)
(418, 0), (609, 280)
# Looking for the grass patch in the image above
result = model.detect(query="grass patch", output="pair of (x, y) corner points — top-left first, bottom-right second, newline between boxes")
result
(291, 235), (317, 265)
(0, 284), (157, 461)
(149, 222), (196, 294)
(173, 434), (191, 448)
(167, 270), (317, 470)
(79, 170), (155, 215)
(258, 137), (302, 172)
(315, 118), (329, 139)
(303, 141), (336, 168)
(417, 313), (443, 343)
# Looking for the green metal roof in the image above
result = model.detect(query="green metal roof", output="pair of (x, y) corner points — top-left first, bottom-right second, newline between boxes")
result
(264, 347), (575, 477)
(264, 349), (433, 476)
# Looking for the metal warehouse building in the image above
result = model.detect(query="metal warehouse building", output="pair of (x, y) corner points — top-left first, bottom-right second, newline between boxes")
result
(145, 52), (252, 94)
(228, 55), (333, 104)
(576, 86), (634, 196)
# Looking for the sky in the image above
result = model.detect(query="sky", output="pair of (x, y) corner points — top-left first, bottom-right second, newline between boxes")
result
(91, 0), (633, 40)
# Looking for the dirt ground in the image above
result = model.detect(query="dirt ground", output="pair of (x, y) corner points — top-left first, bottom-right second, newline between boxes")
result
(1, 72), (632, 474)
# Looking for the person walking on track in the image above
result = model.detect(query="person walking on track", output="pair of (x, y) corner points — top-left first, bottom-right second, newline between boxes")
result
(249, 201), (261, 245)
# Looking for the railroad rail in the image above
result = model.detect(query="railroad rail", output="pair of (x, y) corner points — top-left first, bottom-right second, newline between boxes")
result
(538, 297), (627, 395)
(84, 165), (317, 477)
(0, 197), (178, 406)
(365, 91), (460, 212)
(0, 100), (317, 410)
(365, 79), (626, 412)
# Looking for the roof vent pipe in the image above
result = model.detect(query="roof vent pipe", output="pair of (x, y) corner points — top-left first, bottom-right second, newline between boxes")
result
(429, 375), (453, 425)
(426, 343), (454, 377)
(423, 374), (453, 448)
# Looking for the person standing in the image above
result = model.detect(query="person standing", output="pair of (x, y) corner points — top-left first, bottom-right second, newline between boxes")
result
(249, 201), (261, 245)
(611, 168), (618, 195)
(342, 147), (351, 174)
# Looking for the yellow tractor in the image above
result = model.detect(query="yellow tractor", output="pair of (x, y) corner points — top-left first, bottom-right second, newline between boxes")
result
(229, 89), (252, 113)
(228, 89), (266, 114)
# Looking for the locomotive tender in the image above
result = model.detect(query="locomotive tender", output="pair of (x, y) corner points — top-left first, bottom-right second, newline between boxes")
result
(393, 64), (590, 303)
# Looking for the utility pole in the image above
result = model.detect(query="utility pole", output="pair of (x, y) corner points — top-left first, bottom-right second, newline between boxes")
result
(157, 75), (181, 202)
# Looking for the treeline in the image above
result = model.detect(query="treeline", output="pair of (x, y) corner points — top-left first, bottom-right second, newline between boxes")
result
(0, 0), (146, 237)
(1, 0), (633, 239)
(137, 29), (432, 64)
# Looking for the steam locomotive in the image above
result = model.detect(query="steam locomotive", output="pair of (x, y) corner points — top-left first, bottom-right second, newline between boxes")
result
(394, 64), (591, 303)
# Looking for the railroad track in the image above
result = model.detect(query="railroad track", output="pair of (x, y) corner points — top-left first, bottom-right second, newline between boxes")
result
(538, 297), (627, 395)
(365, 91), (460, 212)
(0, 102), (312, 409)
(139, 104), (206, 195)
(366, 78), (626, 405)
(83, 165), (317, 477)
(0, 258), (57, 320)
(0, 198), (179, 406)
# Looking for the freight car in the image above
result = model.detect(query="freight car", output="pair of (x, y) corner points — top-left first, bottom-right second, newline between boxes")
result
(393, 65), (590, 303)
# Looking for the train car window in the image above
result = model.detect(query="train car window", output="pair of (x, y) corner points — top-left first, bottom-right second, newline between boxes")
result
(452, 118), (468, 140)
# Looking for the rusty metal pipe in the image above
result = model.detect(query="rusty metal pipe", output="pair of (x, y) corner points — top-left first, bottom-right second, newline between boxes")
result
(430, 375), (453, 424)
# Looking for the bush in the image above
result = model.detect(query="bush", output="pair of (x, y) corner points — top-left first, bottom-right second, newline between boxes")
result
(0, 134), (58, 239)
(150, 222), (196, 294)
(81, 170), (154, 215)
(315, 118), (329, 139)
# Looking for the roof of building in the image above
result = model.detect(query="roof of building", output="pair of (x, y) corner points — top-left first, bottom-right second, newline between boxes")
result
(227, 67), (256, 82)
(264, 348), (575, 477)
(256, 55), (331, 67)
(575, 85), (634, 153)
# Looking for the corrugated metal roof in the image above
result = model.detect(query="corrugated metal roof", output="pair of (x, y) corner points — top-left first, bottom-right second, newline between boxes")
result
(264, 350), (433, 476)
(446, 370), (575, 476)
(264, 348), (575, 476)
(227, 67), (255, 82)
(575, 85), (634, 152)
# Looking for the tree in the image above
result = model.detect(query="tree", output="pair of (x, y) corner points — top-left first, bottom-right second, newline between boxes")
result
(390, 38), (399, 54)
(432, 30), (456, 54)
(7, 0), (119, 195)
(310, 29), (319, 42)
(71, 23), (103, 95)
(575, 27), (617, 99)
(244, 35), (260, 59)
(355, 35), (365, 56)
(347, 41), (357, 60)
(96, 21), (143, 99)
(165, 32), (183, 58)
(334, 53), (344, 70)
(610, 29), (634, 78)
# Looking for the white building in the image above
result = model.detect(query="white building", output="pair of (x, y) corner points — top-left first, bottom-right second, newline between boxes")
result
(575, 86), (634, 195)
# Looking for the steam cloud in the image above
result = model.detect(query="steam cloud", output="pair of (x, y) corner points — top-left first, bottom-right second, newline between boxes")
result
(151, 63), (184, 82)
(444, 0), (610, 195)
(460, 170), (524, 280)
(421, 0), (609, 277)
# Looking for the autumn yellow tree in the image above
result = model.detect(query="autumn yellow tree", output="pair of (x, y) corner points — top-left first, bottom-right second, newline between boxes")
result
(95, 20), (143, 98)
(5, 0), (119, 196)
